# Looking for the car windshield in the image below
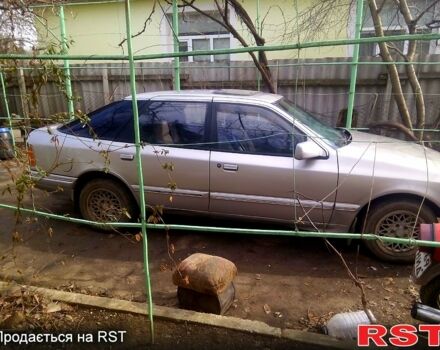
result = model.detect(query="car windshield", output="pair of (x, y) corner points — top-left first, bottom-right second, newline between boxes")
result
(275, 98), (347, 147)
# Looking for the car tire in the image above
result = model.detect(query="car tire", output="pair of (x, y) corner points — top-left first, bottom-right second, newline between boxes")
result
(363, 200), (437, 263)
(79, 178), (138, 228)
(420, 277), (440, 309)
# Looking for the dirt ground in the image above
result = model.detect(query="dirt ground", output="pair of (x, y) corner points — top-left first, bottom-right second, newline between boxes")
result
(0, 300), (303, 350)
(0, 159), (420, 333)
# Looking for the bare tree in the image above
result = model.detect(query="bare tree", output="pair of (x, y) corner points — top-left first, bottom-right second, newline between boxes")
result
(176, 0), (276, 93)
(0, 0), (38, 53)
(1, 0), (73, 128)
(367, 0), (440, 139)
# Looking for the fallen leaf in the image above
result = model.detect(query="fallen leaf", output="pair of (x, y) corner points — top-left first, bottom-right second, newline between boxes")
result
(263, 304), (271, 314)
(45, 302), (62, 313)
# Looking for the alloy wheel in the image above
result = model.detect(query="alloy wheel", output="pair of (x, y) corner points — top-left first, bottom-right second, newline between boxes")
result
(87, 188), (124, 222)
(374, 210), (423, 254)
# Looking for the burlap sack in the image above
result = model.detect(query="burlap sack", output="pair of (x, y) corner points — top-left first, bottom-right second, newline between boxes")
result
(172, 253), (237, 296)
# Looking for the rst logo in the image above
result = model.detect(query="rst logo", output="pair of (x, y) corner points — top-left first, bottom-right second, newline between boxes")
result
(358, 324), (440, 347)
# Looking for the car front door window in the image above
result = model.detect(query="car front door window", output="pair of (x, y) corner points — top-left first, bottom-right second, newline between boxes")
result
(215, 103), (304, 156)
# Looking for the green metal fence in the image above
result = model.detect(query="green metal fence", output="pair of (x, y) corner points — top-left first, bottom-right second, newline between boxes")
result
(1, 0), (440, 342)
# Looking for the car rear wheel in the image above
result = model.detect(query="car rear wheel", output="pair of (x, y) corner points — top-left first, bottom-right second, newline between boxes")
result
(79, 178), (138, 227)
(363, 200), (437, 263)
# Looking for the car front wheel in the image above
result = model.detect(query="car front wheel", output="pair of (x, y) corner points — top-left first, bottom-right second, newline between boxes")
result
(79, 178), (138, 227)
(363, 200), (437, 263)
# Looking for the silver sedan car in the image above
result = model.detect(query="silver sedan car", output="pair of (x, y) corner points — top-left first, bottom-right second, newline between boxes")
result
(28, 90), (440, 262)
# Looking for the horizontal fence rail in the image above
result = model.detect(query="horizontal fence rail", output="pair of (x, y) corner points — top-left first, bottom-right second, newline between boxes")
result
(1, 203), (440, 248)
(1, 33), (440, 61)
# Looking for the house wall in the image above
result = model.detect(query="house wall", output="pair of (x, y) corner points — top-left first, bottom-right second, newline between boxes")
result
(235, 0), (349, 60)
(36, 0), (351, 61)
(36, 1), (163, 58)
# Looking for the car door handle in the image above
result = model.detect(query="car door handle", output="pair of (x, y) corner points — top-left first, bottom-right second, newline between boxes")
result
(223, 163), (238, 171)
(120, 154), (134, 161)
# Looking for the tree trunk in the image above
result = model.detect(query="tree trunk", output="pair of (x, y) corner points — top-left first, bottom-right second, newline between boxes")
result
(395, 0), (426, 139)
(368, 0), (414, 133)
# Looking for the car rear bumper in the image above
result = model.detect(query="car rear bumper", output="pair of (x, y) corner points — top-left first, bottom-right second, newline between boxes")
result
(30, 170), (76, 197)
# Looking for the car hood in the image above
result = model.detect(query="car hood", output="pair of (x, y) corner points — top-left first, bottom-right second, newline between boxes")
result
(337, 130), (440, 186)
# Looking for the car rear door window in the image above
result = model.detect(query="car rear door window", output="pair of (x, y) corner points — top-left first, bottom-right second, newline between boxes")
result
(59, 100), (141, 143)
(215, 103), (304, 156)
(140, 101), (209, 148)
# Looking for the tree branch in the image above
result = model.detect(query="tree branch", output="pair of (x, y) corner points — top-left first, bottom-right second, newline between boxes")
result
(368, 121), (417, 141)
(179, 0), (275, 93)
(413, 0), (440, 24)
(118, 0), (157, 47)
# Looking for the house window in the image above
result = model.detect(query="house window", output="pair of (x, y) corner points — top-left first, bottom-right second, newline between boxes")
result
(358, 0), (438, 57)
(171, 11), (231, 62)
(360, 29), (405, 56)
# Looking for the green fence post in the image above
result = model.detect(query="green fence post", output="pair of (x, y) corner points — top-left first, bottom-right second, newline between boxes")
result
(256, 0), (261, 91)
(0, 71), (16, 151)
(346, 0), (364, 129)
(172, 0), (180, 91)
(124, 0), (155, 342)
(59, 5), (75, 120)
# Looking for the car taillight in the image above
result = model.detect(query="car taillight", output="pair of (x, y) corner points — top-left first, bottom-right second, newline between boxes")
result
(27, 145), (36, 167)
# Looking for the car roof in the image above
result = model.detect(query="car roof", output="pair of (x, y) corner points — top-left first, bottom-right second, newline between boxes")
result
(124, 89), (283, 104)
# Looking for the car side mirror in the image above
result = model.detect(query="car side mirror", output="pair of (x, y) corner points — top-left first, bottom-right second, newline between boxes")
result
(294, 140), (327, 160)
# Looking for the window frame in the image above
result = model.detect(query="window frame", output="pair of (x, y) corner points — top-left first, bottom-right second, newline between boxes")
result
(179, 34), (232, 62)
(359, 26), (437, 56)
(211, 102), (306, 157)
(348, 0), (440, 56)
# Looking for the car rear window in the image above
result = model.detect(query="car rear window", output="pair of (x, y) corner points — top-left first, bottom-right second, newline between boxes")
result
(59, 100), (141, 143)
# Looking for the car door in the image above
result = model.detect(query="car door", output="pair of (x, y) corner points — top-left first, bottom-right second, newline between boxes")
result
(209, 100), (339, 229)
(137, 98), (211, 213)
